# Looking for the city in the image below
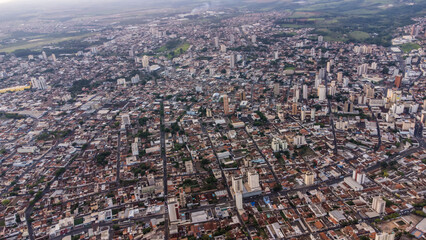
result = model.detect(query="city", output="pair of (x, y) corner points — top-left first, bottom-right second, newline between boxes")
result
(0, 0), (426, 239)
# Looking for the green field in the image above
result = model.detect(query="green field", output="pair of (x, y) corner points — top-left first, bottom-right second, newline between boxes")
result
(0, 33), (94, 53)
(273, 0), (426, 46)
(400, 43), (421, 53)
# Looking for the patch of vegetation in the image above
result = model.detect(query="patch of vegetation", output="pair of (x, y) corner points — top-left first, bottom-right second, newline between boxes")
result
(94, 151), (111, 166)
(400, 42), (421, 53)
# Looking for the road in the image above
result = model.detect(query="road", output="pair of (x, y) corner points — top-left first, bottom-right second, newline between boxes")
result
(159, 100), (169, 240)
(367, 104), (382, 151)
(324, 74), (338, 154)
(200, 120), (252, 240)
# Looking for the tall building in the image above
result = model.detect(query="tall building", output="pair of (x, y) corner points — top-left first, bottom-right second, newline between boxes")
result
(372, 196), (386, 214)
(206, 108), (212, 118)
(251, 35), (257, 44)
(303, 84), (308, 99)
(247, 170), (261, 192)
(214, 36), (219, 48)
(375, 232), (395, 240)
(271, 138), (288, 152)
(304, 172), (315, 185)
(352, 168), (366, 184)
(293, 135), (307, 146)
(318, 85), (326, 101)
(274, 51), (279, 60)
(230, 54), (235, 69)
(142, 55), (149, 68)
(337, 72), (343, 82)
(395, 75), (402, 88)
(301, 108), (306, 121)
(235, 191), (243, 210)
(168, 200), (179, 222)
(311, 108), (316, 121)
(292, 102), (298, 115)
(223, 95), (229, 115)
(42, 51), (47, 61)
(220, 44), (227, 52)
(274, 83), (280, 97)
(318, 35), (323, 43)
(31, 77), (48, 90)
(232, 175), (243, 194)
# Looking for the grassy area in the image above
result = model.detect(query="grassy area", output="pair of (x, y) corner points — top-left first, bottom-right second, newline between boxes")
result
(273, 0), (426, 46)
(0, 33), (94, 53)
(400, 42), (421, 53)
(348, 31), (370, 41)
(156, 39), (190, 59)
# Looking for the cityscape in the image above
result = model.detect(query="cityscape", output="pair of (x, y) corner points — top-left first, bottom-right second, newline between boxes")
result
(0, 0), (426, 239)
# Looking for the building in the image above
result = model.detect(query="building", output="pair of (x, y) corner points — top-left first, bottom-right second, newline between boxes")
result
(303, 84), (308, 99)
(247, 170), (261, 192)
(223, 95), (229, 115)
(274, 83), (280, 97)
(375, 232), (395, 240)
(168, 200), (179, 222)
(185, 160), (194, 173)
(235, 191), (243, 210)
(230, 54), (235, 69)
(121, 114), (131, 126)
(271, 137), (288, 152)
(131, 142), (139, 156)
(344, 177), (364, 191)
(337, 72), (343, 82)
(395, 75), (402, 88)
(292, 102), (298, 115)
(293, 135), (307, 147)
(206, 108), (212, 118)
(142, 55), (149, 68)
(304, 172), (315, 185)
(352, 168), (365, 184)
(31, 77), (48, 90)
(372, 196), (386, 214)
(318, 85), (326, 101)
(232, 175), (243, 194)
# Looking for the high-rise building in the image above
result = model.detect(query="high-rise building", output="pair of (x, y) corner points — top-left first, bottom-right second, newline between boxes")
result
(395, 75), (402, 88)
(247, 170), (261, 192)
(318, 85), (326, 101)
(304, 172), (315, 185)
(214, 37), (219, 48)
(372, 196), (386, 214)
(318, 36), (323, 43)
(274, 51), (279, 60)
(301, 108), (306, 121)
(142, 55), (149, 68)
(31, 77), (48, 90)
(326, 61), (332, 73)
(292, 102), (298, 115)
(206, 108), (212, 118)
(337, 72), (343, 82)
(303, 84), (308, 99)
(168, 200), (179, 222)
(220, 44), (227, 52)
(235, 191), (243, 210)
(232, 175), (243, 194)
(293, 135), (307, 146)
(42, 51), (47, 61)
(230, 54), (235, 69)
(251, 35), (257, 44)
(352, 168), (366, 184)
(223, 95), (229, 115)
(294, 87), (300, 102)
(311, 108), (316, 121)
(271, 138), (288, 152)
(274, 83), (280, 97)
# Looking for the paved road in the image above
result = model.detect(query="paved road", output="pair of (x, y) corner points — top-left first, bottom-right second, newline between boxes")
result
(200, 120), (252, 240)
(160, 100), (169, 240)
